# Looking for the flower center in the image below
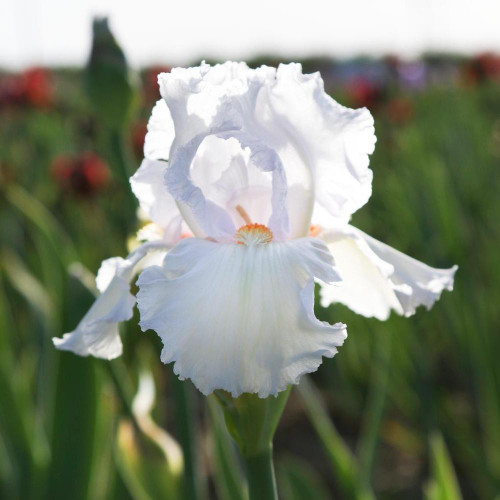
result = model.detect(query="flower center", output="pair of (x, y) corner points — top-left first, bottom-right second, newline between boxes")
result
(233, 204), (273, 245)
(234, 223), (273, 246)
(309, 225), (323, 237)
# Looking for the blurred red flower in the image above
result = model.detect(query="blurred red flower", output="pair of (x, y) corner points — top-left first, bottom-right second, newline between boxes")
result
(143, 65), (171, 103)
(22, 68), (53, 107)
(131, 120), (148, 159)
(386, 97), (414, 124)
(0, 67), (53, 109)
(346, 77), (383, 110)
(51, 152), (110, 196)
(462, 53), (500, 85)
(0, 75), (24, 106)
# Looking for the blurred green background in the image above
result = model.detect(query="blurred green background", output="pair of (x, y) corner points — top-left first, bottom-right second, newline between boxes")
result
(1, 21), (499, 500)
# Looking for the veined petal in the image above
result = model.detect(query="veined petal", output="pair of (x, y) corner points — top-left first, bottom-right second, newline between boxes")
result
(137, 237), (346, 397)
(271, 64), (376, 226)
(53, 241), (169, 359)
(319, 225), (457, 320)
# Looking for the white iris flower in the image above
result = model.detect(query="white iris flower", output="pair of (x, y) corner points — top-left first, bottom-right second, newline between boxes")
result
(53, 62), (456, 397)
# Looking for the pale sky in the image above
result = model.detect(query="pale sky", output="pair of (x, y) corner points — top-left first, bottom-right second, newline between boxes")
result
(1, 0), (500, 69)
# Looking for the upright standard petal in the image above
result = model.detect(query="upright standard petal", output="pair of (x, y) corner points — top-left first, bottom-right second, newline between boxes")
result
(152, 62), (376, 240)
(159, 63), (290, 240)
(137, 237), (346, 397)
(268, 64), (376, 227)
(53, 241), (169, 359)
(319, 225), (457, 320)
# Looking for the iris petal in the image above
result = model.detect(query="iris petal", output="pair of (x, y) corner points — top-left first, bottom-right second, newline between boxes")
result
(319, 225), (457, 320)
(137, 237), (346, 397)
(151, 62), (376, 239)
(144, 98), (175, 161)
(130, 158), (187, 243)
(53, 241), (169, 359)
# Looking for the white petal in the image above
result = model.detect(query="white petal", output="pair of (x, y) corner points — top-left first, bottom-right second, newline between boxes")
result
(216, 130), (289, 238)
(269, 64), (376, 226)
(137, 237), (346, 397)
(319, 225), (457, 320)
(159, 63), (290, 240)
(287, 184), (316, 241)
(53, 241), (170, 359)
(53, 276), (133, 359)
(155, 62), (376, 240)
(189, 137), (282, 236)
(95, 256), (128, 293)
(130, 158), (184, 243)
(144, 99), (175, 161)
(165, 129), (288, 241)
(52, 327), (88, 356)
(136, 222), (165, 243)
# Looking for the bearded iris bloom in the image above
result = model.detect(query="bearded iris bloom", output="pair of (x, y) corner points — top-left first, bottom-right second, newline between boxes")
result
(53, 62), (456, 397)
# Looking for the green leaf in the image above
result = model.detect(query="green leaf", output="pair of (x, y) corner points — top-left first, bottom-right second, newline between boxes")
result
(207, 398), (246, 500)
(172, 377), (206, 500)
(115, 420), (182, 500)
(425, 432), (463, 500)
(356, 331), (392, 488)
(43, 278), (100, 500)
(44, 353), (98, 500)
(5, 185), (78, 266)
(0, 248), (54, 324)
(297, 378), (374, 500)
(114, 371), (183, 500)
(278, 455), (330, 500)
(0, 343), (37, 498)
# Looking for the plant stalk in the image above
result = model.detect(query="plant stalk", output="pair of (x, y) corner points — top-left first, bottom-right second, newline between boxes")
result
(173, 377), (203, 500)
(214, 389), (290, 500)
(242, 444), (278, 500)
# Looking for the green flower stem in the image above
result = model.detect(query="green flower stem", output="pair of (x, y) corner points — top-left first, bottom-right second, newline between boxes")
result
(214, 388), (291, 500)
(107, 128), (137, 206)
(242, 444), (278, 500)
(105, 128), (139, 235)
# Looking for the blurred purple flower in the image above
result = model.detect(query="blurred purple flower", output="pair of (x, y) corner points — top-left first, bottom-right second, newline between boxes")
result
(397, 61), (427, 90)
